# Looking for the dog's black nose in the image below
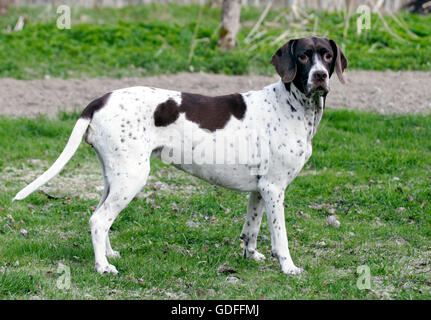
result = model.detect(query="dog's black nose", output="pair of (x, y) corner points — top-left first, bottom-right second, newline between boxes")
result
(312, 71), (327, 83)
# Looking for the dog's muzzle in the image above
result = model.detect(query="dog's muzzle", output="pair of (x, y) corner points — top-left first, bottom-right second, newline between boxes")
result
(307, 70), (329, 97)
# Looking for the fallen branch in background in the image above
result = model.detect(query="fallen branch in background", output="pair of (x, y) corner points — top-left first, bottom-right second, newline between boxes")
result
(244, 0), (273, 43)
(375, 9), (410, 42)
(188, 4), (203, 63)
(14, 16), (25, 32)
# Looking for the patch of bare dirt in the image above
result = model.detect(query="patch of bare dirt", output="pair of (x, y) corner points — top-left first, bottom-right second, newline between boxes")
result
(2, 160), (103, 200)
(3, 159), (203, 201)
(0, 71), (430, 118)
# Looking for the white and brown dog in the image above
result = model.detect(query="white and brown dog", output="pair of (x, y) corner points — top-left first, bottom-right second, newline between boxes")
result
(14, 36), (347, 275)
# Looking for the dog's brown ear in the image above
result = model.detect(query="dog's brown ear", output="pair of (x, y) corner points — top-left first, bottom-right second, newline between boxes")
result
(271, 39), (297, 83)
(329, 39), (348, 84)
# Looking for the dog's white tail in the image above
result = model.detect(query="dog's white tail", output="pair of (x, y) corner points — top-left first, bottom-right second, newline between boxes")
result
(13, 118), (91, 201)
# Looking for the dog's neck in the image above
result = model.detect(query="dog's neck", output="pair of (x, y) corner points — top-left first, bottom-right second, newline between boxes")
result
(283, 80), (324, 109)
(273, 79), (325, 142)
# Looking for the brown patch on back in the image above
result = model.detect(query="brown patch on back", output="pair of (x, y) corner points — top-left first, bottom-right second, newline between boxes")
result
(153, 93), (247, 132)
(80, 92), (112, 119)
(180, 93), (246, 131)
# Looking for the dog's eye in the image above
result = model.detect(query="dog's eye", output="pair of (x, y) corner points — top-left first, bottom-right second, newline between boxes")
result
(298, 54), (309, 63)
(323, 53), (332, 62)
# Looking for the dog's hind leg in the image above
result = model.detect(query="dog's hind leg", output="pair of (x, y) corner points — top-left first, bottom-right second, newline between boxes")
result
(89, 159), (150, 274)
(94, 150), (110, 211)
(94, 150), (120, 259)
(240, 191), (266, 261)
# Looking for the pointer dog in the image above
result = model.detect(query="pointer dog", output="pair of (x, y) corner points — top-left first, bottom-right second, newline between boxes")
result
(14, 37), (347, 275)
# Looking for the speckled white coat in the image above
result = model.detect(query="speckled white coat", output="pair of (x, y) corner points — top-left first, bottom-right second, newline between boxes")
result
(14, 79), (324, 275)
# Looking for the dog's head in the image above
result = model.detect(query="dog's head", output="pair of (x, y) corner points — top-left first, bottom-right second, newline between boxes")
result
(271, 36), (348, 97)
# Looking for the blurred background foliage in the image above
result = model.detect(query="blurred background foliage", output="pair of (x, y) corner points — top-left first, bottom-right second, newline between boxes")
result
(0, 2), (430, 79)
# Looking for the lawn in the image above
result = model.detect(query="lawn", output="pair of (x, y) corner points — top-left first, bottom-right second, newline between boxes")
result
(0, 4), (430, 79)
(0, 109), (430, 299)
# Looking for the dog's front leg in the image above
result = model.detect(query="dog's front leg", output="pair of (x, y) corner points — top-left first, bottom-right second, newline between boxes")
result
(241, 191), (266, 261)
(258, 182), (304, 275)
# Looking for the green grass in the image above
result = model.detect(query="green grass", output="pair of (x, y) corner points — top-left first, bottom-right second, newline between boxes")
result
(0, 4), (430, 79)
(0, 109), (430, 299)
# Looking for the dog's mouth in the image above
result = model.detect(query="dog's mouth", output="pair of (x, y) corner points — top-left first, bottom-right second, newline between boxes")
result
(306, 84), (329, 97)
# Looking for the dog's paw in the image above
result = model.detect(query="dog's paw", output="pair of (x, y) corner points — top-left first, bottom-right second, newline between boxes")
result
(95, 263), (119, 275)
(249, 250), (266, 261)
(243, 248), (266, 261)
(282, 265), (305, 276)
(106, 250), (121, 259)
